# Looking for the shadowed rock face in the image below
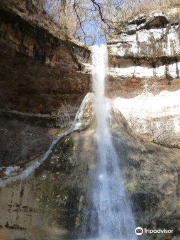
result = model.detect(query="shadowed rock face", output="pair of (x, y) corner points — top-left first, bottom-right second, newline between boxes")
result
(0, 0), (91, 114)
(0, 0), (91, 167)
(0, 94), (180, 240)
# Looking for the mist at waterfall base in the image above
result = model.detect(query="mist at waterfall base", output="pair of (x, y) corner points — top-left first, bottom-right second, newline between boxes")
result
(86, 45), (137, 240)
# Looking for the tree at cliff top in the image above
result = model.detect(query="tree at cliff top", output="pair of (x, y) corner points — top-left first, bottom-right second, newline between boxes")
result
(37, 0), (180, 45)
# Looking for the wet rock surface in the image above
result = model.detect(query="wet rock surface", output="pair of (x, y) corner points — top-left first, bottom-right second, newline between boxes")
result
(0, 95), (180, 240)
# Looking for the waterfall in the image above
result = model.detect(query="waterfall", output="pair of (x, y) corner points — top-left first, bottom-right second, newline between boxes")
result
(91, 45), (137, 240)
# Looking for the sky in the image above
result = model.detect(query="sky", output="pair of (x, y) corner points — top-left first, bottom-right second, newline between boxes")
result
(45, 0), (124, 45)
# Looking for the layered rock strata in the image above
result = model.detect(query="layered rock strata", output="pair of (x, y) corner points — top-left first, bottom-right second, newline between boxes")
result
(108, 8), (180, 80)
(0, 0), (91, 166)
(107, 9), (180, 147)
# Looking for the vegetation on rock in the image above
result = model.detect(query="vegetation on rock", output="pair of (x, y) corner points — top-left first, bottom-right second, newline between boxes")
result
(36, 0), (180, 44)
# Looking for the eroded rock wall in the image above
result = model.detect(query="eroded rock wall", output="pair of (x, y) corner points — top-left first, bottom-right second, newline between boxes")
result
(0, 0), (91, 167)
(0, 0), (91, 114)
(107, 9), (180, 148)
(108, 8), (180, 90)
(0, 95), (180, 240)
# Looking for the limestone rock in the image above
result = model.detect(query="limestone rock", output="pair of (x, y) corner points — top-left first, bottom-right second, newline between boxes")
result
(108, 8), (180, 80)
(0, 0), (91, 167)
(106, 9), (180, 149)
(0, 94), (180, 240)
(0, 0), (91, 115)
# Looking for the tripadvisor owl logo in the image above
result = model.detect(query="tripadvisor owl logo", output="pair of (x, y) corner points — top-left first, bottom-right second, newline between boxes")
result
(135, 227), (143, 235)
(135, 227), (173, 235)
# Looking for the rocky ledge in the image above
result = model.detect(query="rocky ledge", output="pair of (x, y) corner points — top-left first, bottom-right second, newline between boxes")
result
(106, 9), (180, 149)
(0, 94), (180, 240)
(108, 8), (180, 81)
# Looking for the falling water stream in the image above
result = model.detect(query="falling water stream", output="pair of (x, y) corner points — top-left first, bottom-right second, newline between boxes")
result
(91, 45), (137, 240)
(0, 45), (138, 240)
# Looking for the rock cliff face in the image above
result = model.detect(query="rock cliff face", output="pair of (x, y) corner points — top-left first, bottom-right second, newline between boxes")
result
(0, 0), (91, 115)
(107, 9), (180, 148)
(0, 94), (180, 240)
(107, 8), (180, 97)
(0, 0), (91, 167)
(108, 8), (180, 79)
(0, 2), (180, 240)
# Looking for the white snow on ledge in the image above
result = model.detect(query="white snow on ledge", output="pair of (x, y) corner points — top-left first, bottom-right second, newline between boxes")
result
(110, 66), (155, 78)
(114, 89), (180, 119)
(110, 62), (180, 78)
(113, 89), (180, 135)
(113, 89), (180, 145)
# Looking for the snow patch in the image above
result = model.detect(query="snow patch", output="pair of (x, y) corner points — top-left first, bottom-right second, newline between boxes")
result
(114, 89), (180, 118)
(113, 89), (180, 133)
(110, 61), (180, 78)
